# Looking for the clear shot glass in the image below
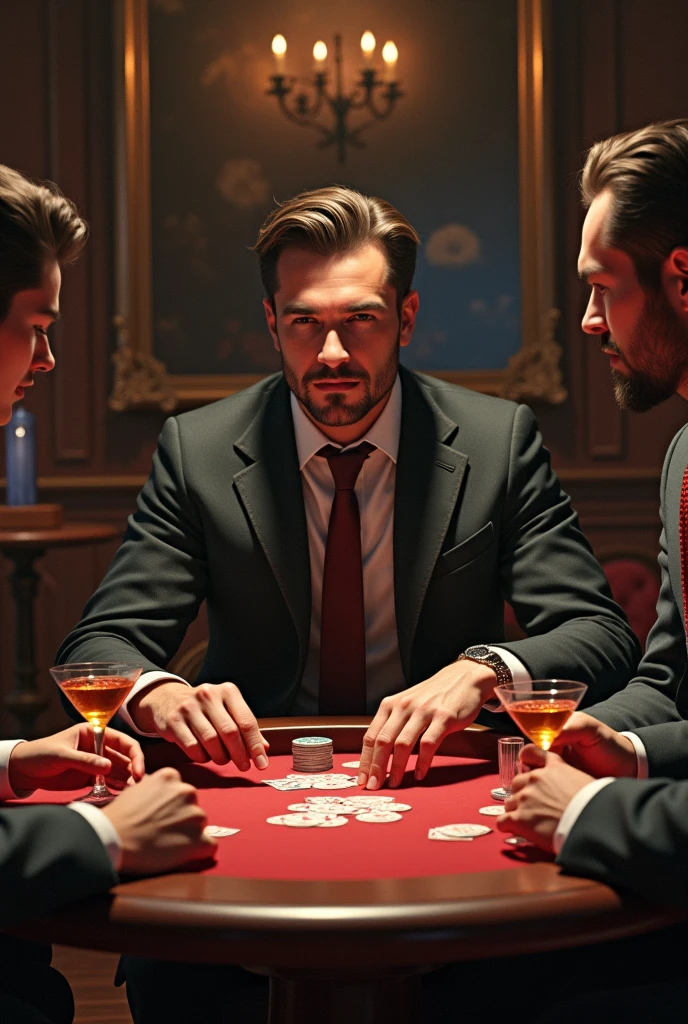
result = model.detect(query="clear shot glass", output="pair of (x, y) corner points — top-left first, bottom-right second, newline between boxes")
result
(498, 736), (524, 800)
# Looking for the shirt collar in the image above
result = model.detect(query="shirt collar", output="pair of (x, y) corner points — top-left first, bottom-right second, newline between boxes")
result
(290, 374), (402, 471)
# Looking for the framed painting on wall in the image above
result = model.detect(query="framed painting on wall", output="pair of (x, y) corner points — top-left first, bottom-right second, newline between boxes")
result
(111, 0), (565, 412)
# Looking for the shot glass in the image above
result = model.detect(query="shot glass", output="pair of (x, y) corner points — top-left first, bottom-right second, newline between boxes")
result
(497, 736), (524, 800)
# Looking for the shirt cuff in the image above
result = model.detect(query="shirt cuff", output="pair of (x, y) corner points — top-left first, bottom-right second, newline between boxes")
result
(553, 777), (616, 855)
(0, 739), (35, 800)
(482, 647), (532, 712)
(117, 671), (191, 737)
(619, 731), (648, 779)
(67, 801), (122, 872)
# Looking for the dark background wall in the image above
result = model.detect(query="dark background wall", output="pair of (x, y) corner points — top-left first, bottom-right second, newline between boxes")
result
(0, 0), (686, 736)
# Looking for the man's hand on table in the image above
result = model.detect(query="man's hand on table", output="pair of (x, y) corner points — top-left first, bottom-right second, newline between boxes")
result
(496, 745), (594, 852)
(550, 711), (637, 778)
(8, 724), (145, 793)
(128, 680), (270, 768)
(102, 767), (216, 874)
(358, 660), (498, 790)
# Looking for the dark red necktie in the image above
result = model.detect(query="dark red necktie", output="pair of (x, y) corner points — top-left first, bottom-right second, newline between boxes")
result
(318, 442), (375, 715)
(679, 466), (688, 642)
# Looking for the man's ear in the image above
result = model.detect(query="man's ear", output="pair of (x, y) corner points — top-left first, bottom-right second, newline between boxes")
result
(399, 290), (419, 349)
(263, 297), (280, 352)
(663, 248), (688, 317)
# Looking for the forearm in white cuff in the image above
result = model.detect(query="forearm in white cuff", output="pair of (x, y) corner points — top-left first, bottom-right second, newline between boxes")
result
(482, 647), (532, 712)
(117, 671), (191, 737)
(68, 802), (122, 872)
(0, 739), (34, 800)
(553, 777), (616, 856)
(619, 731), (648, 779)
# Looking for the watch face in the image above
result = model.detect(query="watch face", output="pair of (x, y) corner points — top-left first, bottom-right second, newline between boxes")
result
(467, 646), (490, 658)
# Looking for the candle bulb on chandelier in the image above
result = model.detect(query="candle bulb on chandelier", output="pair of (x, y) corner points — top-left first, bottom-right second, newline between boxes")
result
(382, 40), (398, 81)
(271, 33), (287, 73)
(360, 30), (376, 67)
(313, 40), (327, 71)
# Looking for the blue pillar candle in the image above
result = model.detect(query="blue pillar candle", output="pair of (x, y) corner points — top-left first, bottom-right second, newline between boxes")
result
(5, 405), (37, 506)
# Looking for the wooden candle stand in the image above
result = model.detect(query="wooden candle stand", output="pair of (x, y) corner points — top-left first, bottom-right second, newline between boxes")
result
(0, 504), (63, 530)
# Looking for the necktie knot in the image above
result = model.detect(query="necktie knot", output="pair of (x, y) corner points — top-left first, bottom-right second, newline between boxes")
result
(319, 442), (375, 491)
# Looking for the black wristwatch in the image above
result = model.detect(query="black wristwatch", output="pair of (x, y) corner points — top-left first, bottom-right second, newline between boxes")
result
(457, 645), (513, 685)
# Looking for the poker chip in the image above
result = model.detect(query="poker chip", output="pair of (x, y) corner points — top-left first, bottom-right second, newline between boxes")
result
(346, 795), (395, 803)
(382, 802), (412, 812)
(315, 816), (348, 828)
(355, 811), (403, 823)
(491, 787), (509, 802)
(305, 795), (344, 803)
(434, 823), (491, 838)
(204, 826), (240, 837)
(504, 836), (531, 846)
(292, 736), (333, 773)
(479, 805), (505, 816)
(341, 760), (361, 768)
(428, 828), (473, 842)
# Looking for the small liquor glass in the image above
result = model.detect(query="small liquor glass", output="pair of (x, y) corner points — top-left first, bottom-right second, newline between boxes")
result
(497, 736), (524, 800)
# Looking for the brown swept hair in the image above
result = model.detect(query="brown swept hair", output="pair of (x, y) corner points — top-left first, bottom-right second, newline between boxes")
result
(0, 164), (88, 321)
(581, 118), (688, 291)
(252, 186), (420, 307)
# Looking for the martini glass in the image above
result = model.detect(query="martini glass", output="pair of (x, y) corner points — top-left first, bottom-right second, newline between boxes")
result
(50, 662), (142, 805)
(493, 680), (588, 751)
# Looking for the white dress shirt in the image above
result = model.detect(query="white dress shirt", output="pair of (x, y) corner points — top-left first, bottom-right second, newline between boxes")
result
(120, 374), (528, 731)
(0, 738), (122, 869)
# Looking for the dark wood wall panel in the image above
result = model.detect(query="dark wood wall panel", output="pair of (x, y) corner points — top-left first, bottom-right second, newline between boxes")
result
(1, 0), (687, 735)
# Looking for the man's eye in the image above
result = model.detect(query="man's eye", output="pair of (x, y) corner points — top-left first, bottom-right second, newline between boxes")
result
(34, 326), (49, 336)
(349, 313), (375, 321)
(292, 317), (316, 325)
(592, 283), (607, 294)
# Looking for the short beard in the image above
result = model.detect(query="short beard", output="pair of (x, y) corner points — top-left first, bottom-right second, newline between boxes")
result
(608, 289), (688, 413)
(279, 342), (400, 428)
(611, 368), (677, 412)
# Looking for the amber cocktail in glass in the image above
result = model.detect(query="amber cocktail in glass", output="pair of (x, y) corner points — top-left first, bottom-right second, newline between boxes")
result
(50, 662), (142, 805)
(494, 680), (587, 751)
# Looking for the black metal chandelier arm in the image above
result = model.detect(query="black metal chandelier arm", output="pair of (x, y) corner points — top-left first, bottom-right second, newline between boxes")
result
(275, 93), (327, 128)
(362, 87), (404, 121)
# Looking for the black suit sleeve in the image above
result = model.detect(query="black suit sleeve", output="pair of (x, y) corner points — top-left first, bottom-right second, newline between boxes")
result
(585, 427), (688, 730)
(0, 805), (117, 928)
(56, 417), (208, 700)
(557, 777), (688, 906)
(494, 405), (641, 698)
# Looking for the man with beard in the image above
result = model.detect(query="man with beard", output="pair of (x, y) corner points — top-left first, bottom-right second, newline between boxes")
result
(495, 120), (688, 1022)
(55, 185), (639, 1022)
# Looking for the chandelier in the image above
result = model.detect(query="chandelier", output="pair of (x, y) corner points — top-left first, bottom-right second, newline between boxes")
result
(267, 31), (403, 163)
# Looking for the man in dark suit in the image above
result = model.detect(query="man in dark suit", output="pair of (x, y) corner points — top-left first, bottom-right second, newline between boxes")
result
(0, 163), (215, 1024)
(55, 185), (640, 1022)
(496, 119), (688, 1023)
(58, 186), (638, 782)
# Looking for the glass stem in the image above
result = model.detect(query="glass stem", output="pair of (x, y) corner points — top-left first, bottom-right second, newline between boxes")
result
(92, 726), (107, 791)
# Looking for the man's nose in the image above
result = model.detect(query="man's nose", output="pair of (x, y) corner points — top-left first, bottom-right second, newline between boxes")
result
(318, 329), (350, 368)
(581, 293), (608, 335)
(32, 334), (56, 374)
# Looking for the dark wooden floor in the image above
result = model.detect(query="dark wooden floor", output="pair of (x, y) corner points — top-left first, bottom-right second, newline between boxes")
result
(51, 946), (132, 1024)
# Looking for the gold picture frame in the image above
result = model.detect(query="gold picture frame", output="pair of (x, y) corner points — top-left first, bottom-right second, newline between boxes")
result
(110, 0), (565, 413)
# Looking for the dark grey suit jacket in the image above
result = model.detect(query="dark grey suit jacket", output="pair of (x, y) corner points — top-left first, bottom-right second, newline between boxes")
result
(588, 422), (688, 771)
(557, 776), (688, 906)
(57, 369), (639, 716)
(0, 805), (116, 928)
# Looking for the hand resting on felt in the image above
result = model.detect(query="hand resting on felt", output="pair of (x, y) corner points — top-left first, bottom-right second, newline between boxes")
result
(358, 659), (498, 790)
(129, 680), (271, 768)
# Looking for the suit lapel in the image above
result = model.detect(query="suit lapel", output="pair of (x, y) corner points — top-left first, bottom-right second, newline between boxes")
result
(394, 370), (468, 681)
(233, 378), (311, 667)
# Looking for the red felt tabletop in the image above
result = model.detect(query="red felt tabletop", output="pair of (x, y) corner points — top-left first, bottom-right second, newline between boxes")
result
(19, 752), (552, 881)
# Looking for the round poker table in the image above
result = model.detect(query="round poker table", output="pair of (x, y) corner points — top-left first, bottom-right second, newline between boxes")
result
(10, 719), (686, 1024)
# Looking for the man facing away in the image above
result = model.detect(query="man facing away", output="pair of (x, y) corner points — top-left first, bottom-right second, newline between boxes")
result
(55, 185), (640, 1022)
(0, 163), (214, 1024)
(497, 120), (688, 1023)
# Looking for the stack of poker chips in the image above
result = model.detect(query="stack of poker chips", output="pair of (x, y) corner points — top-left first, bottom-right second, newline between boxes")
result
(292, 735), (333, 773)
